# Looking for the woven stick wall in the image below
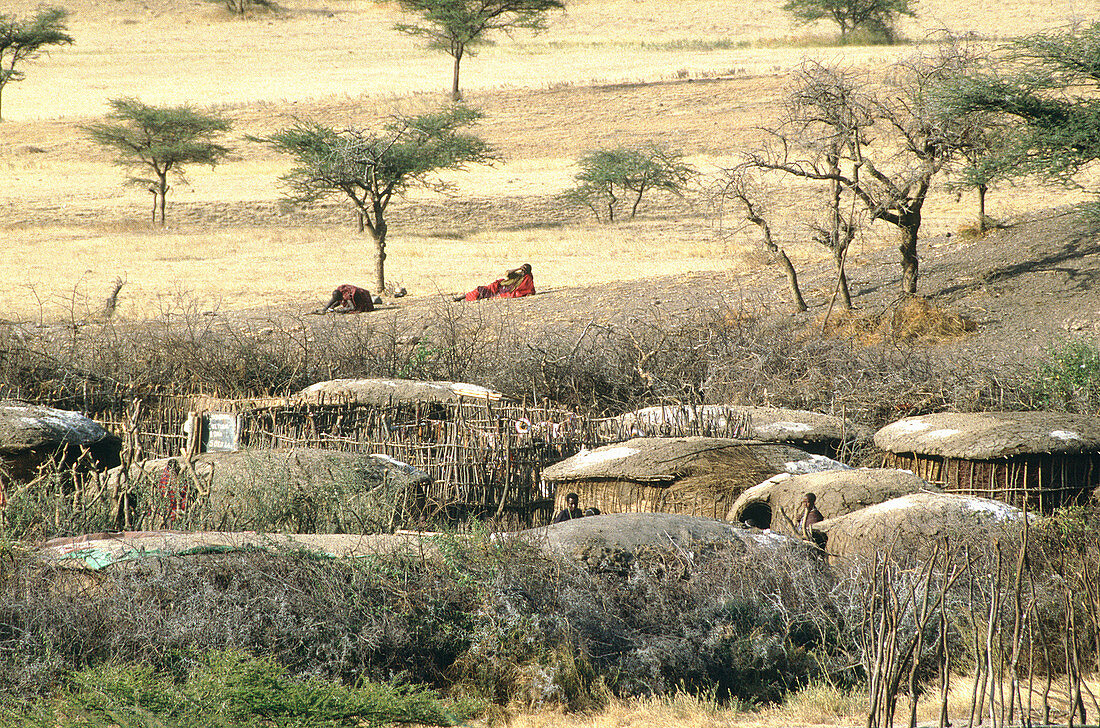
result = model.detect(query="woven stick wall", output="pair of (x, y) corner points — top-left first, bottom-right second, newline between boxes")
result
(881, 451), (1100, 513)
(95, 394), (594, 528)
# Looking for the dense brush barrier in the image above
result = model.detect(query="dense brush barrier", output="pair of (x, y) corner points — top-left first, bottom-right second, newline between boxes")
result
(2, 508), (1099, 723)
(0, 301), (1044, 425)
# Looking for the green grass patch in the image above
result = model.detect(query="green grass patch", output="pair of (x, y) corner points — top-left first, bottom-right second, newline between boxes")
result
(1, 649), (466, 728)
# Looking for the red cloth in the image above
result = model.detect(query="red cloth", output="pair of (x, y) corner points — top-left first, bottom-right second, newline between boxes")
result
(464, 273), (535, 301)
(336, 284), (374, 312)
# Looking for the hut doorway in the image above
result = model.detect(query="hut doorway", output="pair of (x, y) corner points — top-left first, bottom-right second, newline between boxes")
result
(740, 501), (772, 529)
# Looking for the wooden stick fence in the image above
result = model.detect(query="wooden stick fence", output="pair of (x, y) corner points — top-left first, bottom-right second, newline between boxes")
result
(881, 452), (1100, 514)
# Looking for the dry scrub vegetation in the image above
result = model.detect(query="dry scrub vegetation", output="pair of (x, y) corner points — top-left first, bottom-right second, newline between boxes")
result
(3, 0), (1100, 726)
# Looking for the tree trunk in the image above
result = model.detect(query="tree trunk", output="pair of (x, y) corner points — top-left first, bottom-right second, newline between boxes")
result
(778, 250), (809, 313)
(834, 249), (852, 310)
(899, 214), (920, 294)
(451, 46), (464, 102)
(630, 186), (644, 218)
(743, 203), (807, 313)
(369, 210), (388, 293)
(977, 183), (988, 233)
(157, 174), (168, 227)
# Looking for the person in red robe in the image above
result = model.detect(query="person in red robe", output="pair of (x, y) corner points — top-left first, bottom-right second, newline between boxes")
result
(456, 263), (535, 302)
(319, 284), (374, 313)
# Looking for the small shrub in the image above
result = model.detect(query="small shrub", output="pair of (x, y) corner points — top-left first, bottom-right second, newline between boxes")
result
(1030, 338), (1100, 413)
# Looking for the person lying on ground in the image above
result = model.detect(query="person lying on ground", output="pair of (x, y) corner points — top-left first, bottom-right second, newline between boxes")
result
(315, 284), (374, 314)
(454, 263), (535, 302)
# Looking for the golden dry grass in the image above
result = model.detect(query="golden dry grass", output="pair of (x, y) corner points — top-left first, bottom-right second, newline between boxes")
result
(481, 674), (1100, 728)
(0, 0), (1092, 323)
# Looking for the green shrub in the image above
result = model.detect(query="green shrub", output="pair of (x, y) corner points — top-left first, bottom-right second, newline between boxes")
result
(3, 649), (460, 728)
(1031, 338), (1100, 413)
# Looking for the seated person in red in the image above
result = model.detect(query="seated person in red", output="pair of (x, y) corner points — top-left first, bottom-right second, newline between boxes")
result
(319, 284), (374, 313)
(456, 263), (535, 302)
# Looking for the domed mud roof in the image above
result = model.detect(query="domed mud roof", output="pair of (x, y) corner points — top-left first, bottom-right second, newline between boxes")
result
(874, 411), (1100, 459)
(727, 468), (935, 537)
(295, 378), (505, 406)
(815, 491), (1032, 560)
(542, 436), (845, 484)
(0, 400), (114, 452)
(611, 405), (869, 445)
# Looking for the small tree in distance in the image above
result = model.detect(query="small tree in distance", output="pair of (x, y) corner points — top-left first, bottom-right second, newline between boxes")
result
(0, 6), (73, 121)
(84, 98), (232, 226)
(393, 0), (565, 101)
(255, 105), (496, 293)
(565, 145), (697, 223)
(782, 0), (915, 43)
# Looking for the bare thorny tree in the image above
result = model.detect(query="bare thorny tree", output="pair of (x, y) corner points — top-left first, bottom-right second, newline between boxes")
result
(745, 44), (985, 296)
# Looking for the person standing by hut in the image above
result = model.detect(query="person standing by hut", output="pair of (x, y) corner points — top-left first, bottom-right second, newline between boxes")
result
(553, 492), (584, 524)
(797, 492), (824, 537)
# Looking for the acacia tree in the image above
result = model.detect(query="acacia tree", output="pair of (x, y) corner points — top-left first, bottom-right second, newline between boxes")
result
(255, 105), (495, 292)
(393, 0), (565, 101)
(782, 0), (914, 42)
(939, 23), (1100, 212)
(84, 98), (232, 226)
(750, 54), (973, 294)
(565, 145), (697, 223)
(0, 6), (73, 121)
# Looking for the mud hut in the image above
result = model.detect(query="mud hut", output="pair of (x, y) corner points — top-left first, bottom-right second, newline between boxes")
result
(813, 491), (1032, 562)
(0, 400), (121, 484)
(518, 511), (820, 569)
(295, 378), (506, 406)
(605, 405), (868, 458)
(105, 447), (431, 532)
(541, 436), (845, 521)
(875, 411), (1100, 512)
(726, 468), (936, 537)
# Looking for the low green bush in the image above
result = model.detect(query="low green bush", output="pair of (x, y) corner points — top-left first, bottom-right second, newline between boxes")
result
(1030, 338), (1100, 414)
(1, 648), (461, 728)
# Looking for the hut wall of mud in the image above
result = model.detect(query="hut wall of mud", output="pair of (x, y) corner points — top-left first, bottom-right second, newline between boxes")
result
(881, 451), (1100, 512)
(88, 394), (596, 529)
(560, 476), (736, 521)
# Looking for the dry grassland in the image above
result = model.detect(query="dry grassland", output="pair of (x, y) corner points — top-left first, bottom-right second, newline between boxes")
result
(0, 0), (1093, 321)
(488, 675), (1100, 728)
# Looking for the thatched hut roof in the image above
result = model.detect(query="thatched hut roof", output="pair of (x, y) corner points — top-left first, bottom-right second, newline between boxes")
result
(727, 468), (936, 537)
(542, 437), (846, 520)
(608, 405), (868, 450)
(814, 491), (1032, 561)
(294, 378), (505, 406)
(543, 437), (844, 484)
(874, 411), (1100, 459)
(0, 399), (121, 478)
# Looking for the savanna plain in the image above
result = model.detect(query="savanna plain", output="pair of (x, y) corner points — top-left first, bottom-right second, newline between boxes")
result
(3, 0), (1100, 727)
(0, 0), (1094, 320)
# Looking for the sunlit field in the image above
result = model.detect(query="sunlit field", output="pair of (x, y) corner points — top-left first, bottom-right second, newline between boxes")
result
(0, 0), (1091, 321)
